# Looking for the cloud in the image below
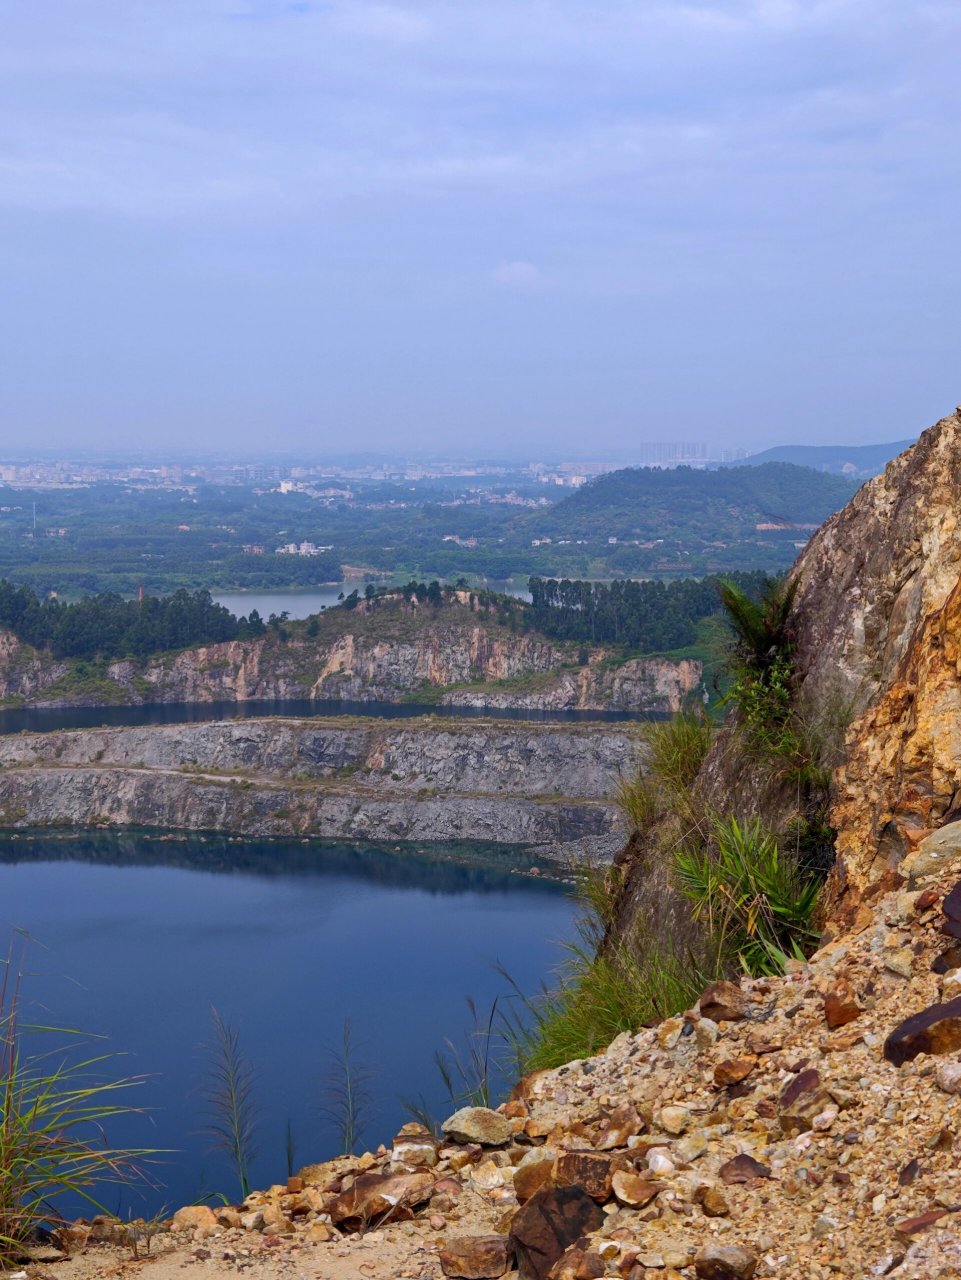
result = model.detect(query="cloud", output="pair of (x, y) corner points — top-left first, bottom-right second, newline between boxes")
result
(1, 0), (959, 451)
(491, 261), (543, 291)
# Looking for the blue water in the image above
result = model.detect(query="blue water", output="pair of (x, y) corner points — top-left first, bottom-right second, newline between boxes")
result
(0, 698), (652, 736)
(212, 580), (533, 620)
(0, 832), (576, 1218)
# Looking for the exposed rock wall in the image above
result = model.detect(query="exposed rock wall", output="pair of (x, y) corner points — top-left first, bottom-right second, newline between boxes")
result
(0, 607), (701, 714)
(439, 657), (702, 712)
(0, 716), (636, 860)
(613, 405), (961, 941)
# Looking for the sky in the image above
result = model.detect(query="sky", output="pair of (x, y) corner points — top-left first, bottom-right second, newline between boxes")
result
(2, 0), (959, 458)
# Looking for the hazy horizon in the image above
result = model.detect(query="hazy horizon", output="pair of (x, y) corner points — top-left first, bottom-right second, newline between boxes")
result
(0, 437), (919, 468)
(3, 2), (959, 454)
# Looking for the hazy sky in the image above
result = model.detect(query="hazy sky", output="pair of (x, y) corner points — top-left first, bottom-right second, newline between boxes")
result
(2, 1), (959, 456)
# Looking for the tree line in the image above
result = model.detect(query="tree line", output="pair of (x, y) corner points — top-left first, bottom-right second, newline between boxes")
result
(527, 572), (770, 651)
(0, 580), (266, 660)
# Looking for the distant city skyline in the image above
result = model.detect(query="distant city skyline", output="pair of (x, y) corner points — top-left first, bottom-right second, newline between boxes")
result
(2, 2), (959, 454)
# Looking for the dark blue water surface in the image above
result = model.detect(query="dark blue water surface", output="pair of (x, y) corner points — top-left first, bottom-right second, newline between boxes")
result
(0, 831), (576, 1217)
(0, 698), (652, 736)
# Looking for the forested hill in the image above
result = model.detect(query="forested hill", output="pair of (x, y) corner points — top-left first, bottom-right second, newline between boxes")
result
(534, 462), (855, 541)
(740, 440), (914, 477)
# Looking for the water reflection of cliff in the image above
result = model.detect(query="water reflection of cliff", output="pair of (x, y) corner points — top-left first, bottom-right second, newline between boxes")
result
(0, 830), (572, 897)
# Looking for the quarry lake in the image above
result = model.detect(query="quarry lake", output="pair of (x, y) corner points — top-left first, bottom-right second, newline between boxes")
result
(0, 831), (577, 1217)
(0, 698), (648, 735)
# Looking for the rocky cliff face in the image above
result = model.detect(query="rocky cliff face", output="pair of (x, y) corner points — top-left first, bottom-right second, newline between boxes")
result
(439, 657), (702, 713)
(0, 716), (635, 860)
(0, 604), (701, 714)
(614, 405), (961, 950)
(795, 409), (961, 905)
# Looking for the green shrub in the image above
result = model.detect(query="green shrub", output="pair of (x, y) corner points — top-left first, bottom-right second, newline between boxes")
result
(673, 815), (820, 977)
(719, 576), (801, 757)
(730, 652), (794, 739)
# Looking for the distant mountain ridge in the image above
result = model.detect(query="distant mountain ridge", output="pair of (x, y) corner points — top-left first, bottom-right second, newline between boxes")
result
(740, 439), (915, 477)
(535, 461), (854, 542)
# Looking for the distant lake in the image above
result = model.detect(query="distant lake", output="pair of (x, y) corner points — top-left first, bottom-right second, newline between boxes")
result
(213, 578), (532, 620)
(0, 832), (576, 1218)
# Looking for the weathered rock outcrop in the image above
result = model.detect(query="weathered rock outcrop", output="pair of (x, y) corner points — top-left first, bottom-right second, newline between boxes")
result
(788, 406), (961, 904)
(616, 405), (961, 944)
(439, 657), (702, 713)
(0, 716), (636, 859)
(0, 602), (701, 713)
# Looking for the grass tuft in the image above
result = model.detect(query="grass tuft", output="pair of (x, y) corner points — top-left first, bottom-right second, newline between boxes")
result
(616, 707), (713, 834)
(0, 938), (150, 1265)
(498, 869), (705, 1073)
(202, 1007), (259, 1200)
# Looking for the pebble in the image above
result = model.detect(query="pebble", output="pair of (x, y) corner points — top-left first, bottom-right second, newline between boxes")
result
(657, 1105), (692, 1134)
(936, 1061), (961, 1094)
(884, 948), (914, 978)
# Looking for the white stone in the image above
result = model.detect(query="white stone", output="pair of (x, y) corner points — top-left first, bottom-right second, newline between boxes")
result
(812, 1106), (838, 1131)
(936, 1061), (961, 1095)
(695, 1017), (719, 1049)
(647, 1149), (676, 1176)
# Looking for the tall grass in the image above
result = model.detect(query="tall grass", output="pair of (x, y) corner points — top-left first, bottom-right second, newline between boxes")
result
(673, 815), (820, 976)
(202, 1007), (259, 1200)
(319, 1019), (376, 1156)
(434, 997), (499, 1111)
(646, 707), (714, 797)
(617, 707), (713, 835)
(614, 773), (661, 835)
(1, 941), (149, 1266)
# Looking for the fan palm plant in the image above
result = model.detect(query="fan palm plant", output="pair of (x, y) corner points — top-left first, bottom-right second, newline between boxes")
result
(673, 815), (820, 976)
(719, 576), (799, 677)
